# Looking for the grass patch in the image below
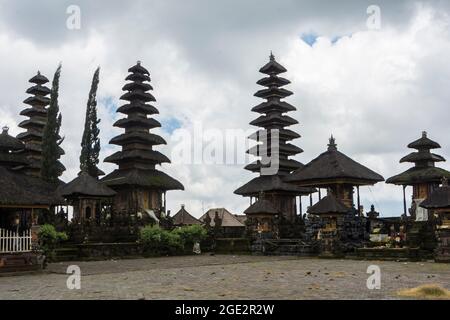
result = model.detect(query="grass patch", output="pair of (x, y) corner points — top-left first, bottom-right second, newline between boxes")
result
(397, 284), (450, 299)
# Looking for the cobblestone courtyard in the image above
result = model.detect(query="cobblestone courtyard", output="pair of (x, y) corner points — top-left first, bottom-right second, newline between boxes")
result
(1, 255), (449, 299)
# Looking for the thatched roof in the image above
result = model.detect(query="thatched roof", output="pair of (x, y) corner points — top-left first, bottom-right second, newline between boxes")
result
(0, 127), (24, 151)
(101, 168), (184, 191)
(172, 205), (202, 226)
(285, 136), (384, 186)
(259, 53), (287, 75)
(234, 175), (314, 196)
(0, 167), (64, 206)
(386, 166), (450, 185)
(408, 131), (441, 150)
(244, 198), (279, 215)
(420, 179), (450, 209)
(200, 208), (245, 227)
(59, 171), (116, 198)
(307, 194), (350, 215)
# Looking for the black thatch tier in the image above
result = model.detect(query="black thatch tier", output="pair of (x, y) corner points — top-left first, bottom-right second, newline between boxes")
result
(0, 128), (25, 151)
(101, 168), (184, 191)
(18, 118), (47, 129)
(117, 102), (159, 115)
(172, 206), (202, 225)
(104, 149), (170, 165)
(0, 167), (64, 206)
(20, 107), (47, 117)
(234, 175), (313, 196)
(113, 117), (161, 129)
(109, 132), (166, 146)
(400, 152), (445, 164)
(248, 129), (300, 141)
(254, 87), (293, 99)
(29, 72), (49, 85)
(125, 73), (150, 83)
(244, 198), (279, 215)
(120, 90), (156, 102)
(408, 131), (441, 150)
(420, 181), (450, 209)
(26, 85), (51, 96)
(16, 131), (43, 141)
(122, 82), (153, 92)
(250, 114), (298, 127)
(128, 63), (150, 75)
(59, 171), (116, 198)
(247, 143), (303, 157)
(259, 54), (287, 75)
(245, 159), (303, 173)
(251, 100), (296, 113)
(256, 76), (291, 87)
(285, 137), (384, 187)
(307, 194), (350, 215)
(23, 96), (50, 106)
(386, 166), (450, 185)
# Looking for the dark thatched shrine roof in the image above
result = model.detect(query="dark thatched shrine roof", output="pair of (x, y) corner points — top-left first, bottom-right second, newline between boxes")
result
(307, 194), (350, 215)
(59, 171), (116, 198)
(104, 149), (170, 165)
(386, 166), (450, 185)
(117, 102), (159, 115)
(244, 198), (279, 215)
(128, 62), (150, 75)
(285, 136), (384, 186)
(0, 127), (24, 151)
(259, 53), (287, 75)
(113, 117), (161, 129)
(0, 167), (64, 206)
(420, 180), (450, 209)
(101, 168), (184, 191)
(400, 152), (445, 163)
(172, 205), (202, 225)
(109, 132), (166, 146)
(234, 175), (314, 196)
(408, 131), (441, 150)
(245, 158), (304, 173)
(29, 72), (49, 85)
(251, 100), (296, 113)
(256, 76), (291, 87)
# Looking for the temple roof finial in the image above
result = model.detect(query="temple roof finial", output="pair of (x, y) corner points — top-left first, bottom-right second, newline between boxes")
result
(328, 135), (337, 151)
(137, 60), (141, 66)
(2, 126), (8, 134)
(422, 131), (427, 138)
(270, 51), (275, 61)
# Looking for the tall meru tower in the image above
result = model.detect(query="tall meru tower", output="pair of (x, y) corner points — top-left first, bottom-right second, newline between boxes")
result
(235, 53), (313, 225)
(102, 62), (184, 217)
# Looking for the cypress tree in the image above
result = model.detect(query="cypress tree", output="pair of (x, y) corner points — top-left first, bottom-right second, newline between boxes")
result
(41, 64), (65, 183)
(80, 67), (101, 177)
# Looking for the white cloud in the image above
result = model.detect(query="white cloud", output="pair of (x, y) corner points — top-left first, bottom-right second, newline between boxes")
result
(0, 1), (448, 218)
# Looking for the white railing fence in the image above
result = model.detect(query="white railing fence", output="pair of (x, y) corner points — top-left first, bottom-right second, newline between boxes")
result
(0, 228), (32, 253)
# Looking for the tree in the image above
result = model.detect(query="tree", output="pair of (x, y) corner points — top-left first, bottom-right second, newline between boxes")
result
(80, 67), (101, 177)
(41, 64), (64, 183)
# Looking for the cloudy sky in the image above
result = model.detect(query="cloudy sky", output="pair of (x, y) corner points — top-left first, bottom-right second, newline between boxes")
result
(0, 0), (449, 217)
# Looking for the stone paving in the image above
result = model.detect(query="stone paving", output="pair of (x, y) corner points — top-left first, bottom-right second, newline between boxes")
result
(0, 255), (449, 299)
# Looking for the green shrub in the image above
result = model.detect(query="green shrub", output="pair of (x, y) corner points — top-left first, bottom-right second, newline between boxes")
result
(38, 224), (68, 263)
(139, 225), (183, 255)
(173, 225), (207, 244)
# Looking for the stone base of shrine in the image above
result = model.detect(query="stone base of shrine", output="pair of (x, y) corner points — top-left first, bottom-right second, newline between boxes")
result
(0, 252), (44, 274)
(355, 247), (422, 261)
(250, 239), (317, 256)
